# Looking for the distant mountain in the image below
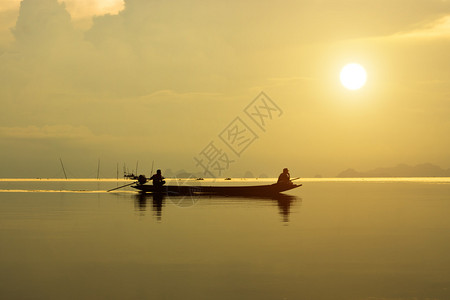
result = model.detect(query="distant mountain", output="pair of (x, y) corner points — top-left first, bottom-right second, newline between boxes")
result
(243, 171), (255, 178)
(337, 163), (450, 177)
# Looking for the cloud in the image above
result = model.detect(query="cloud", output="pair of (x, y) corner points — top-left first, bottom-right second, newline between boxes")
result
(0, 1), (20, 48)
(11, 0), (78, 53)
(137, 90), (222, 103)
(62, 0), (124, 19)
(0, 0), (124, 18)
(0, 124), (152, 155)
(0, 0), (21, 13)
(391, 15), (450, 39)
(2, 0), (450, 177)
(0, 125), (94, 140)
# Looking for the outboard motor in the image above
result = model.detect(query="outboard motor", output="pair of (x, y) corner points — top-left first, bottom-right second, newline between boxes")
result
(137, 175), (147, 185)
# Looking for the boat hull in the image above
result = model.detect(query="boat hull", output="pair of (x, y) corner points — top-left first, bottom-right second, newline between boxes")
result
(132, 183), (301, 196)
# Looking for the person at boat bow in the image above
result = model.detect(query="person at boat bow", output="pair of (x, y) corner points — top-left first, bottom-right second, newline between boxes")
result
(150, 169), (166, 188)
(277, 168), (292, 184)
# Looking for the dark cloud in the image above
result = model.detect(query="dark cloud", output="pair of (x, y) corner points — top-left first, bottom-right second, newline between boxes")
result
(12, 0), (76, 51)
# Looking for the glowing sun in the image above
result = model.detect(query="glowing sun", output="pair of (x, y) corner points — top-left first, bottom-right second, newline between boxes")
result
(340, 63), (367, 90)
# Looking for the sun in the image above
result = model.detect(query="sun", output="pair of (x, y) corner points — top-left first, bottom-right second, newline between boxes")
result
(340, 63), (367, 90)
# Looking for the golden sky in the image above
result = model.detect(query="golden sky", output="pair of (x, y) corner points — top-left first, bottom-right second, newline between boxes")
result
(1, 0), (449, 178)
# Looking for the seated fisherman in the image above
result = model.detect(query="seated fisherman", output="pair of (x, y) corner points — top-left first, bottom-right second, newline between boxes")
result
(277, 168), (292, 184)
(150, 169), (166, 188)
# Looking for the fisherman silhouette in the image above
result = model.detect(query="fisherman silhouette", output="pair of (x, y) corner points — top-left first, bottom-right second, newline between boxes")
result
(277, 168), (291, 184)
(150, 169), (166, 188)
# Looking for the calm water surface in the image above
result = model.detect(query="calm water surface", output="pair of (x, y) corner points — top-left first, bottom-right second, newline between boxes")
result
(0, 178), (449, 300)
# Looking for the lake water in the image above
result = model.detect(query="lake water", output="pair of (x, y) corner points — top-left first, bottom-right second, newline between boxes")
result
(1, 178), (449, 300)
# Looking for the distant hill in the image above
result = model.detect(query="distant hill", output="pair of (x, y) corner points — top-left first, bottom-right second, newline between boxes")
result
(337, 163), (450, 177)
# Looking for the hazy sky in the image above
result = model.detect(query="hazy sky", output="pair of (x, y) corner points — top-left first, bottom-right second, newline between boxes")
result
(1, 0), (450, 178)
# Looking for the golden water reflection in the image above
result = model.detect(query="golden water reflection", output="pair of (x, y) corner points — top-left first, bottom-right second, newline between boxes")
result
(134, 193), (300, 223)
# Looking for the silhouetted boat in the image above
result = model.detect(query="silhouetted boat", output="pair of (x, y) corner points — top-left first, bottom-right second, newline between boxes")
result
(131, 182), (301, 196)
